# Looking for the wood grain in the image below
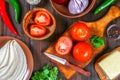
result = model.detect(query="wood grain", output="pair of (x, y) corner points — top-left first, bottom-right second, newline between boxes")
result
(0, 0), (120, 80)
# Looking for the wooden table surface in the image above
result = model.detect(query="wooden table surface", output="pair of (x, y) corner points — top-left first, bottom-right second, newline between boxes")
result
(0, 0), (120, 80)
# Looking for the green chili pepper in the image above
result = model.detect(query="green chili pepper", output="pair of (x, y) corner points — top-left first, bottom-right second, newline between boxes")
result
(90, 35), (104, 48)
(94, 0), (116, 15)
(9, 0), (21, 23)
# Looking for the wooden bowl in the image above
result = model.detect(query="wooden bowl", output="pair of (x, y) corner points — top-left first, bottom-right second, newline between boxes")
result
(23, 8), (56, 40)
(0, 36), (34, 80)
(50, 0), (96, 18)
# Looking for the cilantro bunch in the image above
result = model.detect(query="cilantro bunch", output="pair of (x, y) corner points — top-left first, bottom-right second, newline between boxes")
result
(31, 64), (59, 80)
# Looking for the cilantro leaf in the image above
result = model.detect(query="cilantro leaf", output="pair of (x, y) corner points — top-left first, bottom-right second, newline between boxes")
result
(31, 64), (62, 80)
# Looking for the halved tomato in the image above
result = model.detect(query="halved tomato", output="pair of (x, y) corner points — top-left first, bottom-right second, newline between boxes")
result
(34, 10), (51, 26)
(70, 22), (91, 41)
(55, 36), (73, 55)
(30, 24), (46, 37)
(52, 0), (68, 5)
(73, 42), (92, 63)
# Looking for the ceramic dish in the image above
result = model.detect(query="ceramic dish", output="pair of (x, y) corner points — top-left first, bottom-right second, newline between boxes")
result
(106, 24), (120, 40)
(0, 36), (34, 80)
(23, 8), (56, 40)
(50, 0), (96, 18)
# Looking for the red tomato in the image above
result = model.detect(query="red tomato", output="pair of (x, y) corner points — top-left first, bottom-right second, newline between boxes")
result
(30, 24), (46, 37)
(70, 22), (91, 41)
(55, 36), (73, 55)
(52, 0), (68, 5)
(73, 42), (92, 63)
(34, 10), (51, 26)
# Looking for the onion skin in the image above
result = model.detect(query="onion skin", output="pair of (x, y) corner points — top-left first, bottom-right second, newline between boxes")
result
(68, 0), (89, 15)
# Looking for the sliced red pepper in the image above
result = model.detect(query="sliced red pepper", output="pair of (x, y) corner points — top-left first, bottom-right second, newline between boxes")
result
(0, 0), (19, 36)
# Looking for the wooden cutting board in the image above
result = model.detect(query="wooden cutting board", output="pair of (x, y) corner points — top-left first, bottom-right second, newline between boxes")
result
(45, 6), (120, 79)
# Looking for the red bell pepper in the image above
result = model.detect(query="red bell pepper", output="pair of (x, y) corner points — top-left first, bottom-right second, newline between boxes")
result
(0, 0), (19, 36)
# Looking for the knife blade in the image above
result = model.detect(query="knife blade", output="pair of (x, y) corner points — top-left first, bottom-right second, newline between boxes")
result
(44, 52), (91, 77)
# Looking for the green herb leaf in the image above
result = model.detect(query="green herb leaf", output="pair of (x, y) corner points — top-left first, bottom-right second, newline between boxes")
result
(90, 35), (105, 48)
(31, 64), (61, 80)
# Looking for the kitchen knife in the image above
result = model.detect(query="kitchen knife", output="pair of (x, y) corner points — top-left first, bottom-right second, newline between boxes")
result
(44, 52), (91, 77)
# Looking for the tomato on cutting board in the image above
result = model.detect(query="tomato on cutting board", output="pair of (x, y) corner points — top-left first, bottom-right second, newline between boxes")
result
(73, 42), (92, 63)
(30, 24), (46, 37)
(70, 22), (91, 41)
(34, 10), (51, 26)
(55, 36), (73, 55)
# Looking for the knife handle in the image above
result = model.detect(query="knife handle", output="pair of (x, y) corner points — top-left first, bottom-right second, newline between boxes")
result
(66, 62), (91, 77)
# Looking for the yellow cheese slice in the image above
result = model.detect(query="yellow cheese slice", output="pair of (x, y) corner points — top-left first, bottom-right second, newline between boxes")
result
(98, 50), (120, 80)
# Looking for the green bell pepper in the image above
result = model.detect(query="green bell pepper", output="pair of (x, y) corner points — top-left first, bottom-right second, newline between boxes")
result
(90, 35), (104, 48)
(94, 0), (116, 15)
(9, 0), (21, 23)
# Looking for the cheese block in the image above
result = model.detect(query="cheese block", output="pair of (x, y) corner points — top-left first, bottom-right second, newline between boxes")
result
(98, 50), (120, 80)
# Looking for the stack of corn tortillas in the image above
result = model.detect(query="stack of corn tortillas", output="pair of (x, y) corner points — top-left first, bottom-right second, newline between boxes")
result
(0, 40), (27, 80)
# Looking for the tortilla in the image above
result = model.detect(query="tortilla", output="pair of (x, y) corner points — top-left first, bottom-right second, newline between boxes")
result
(9, 40), (27, 80)
(0, 40), (18, 79)
(0, 40), (27, 80)
(0, 41), (10, 68)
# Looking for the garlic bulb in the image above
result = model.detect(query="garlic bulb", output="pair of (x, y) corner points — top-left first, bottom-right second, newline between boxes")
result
(26, 0), (41, 5)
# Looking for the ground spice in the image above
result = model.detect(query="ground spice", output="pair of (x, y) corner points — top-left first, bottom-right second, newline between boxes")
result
(107, 24), (120, 39)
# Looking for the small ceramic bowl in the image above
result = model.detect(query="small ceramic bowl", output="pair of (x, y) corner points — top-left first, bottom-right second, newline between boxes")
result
(50, 0), (96, 18)
(23, 8), (56, 40)
(106, 24), (120, 40)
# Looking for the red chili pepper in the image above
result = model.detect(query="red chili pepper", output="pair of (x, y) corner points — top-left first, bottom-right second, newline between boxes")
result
(0, 0), (19, 36)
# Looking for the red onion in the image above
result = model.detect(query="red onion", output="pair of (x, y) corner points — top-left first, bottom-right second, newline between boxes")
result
(68, 0), (89, 15)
